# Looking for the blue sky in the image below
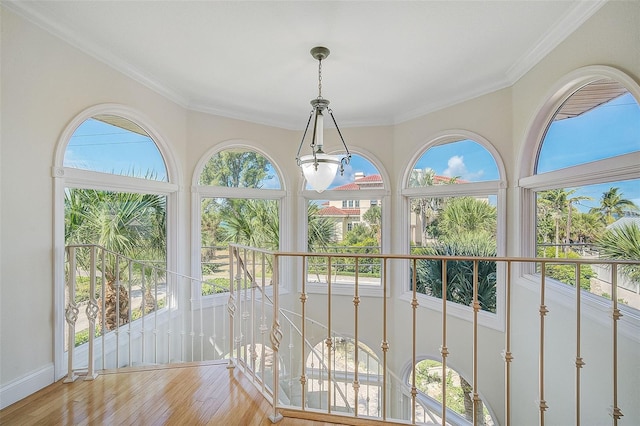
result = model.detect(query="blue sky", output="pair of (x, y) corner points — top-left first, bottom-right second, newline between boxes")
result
(64, 118), (168, 181)
(65, 93), (639, 210)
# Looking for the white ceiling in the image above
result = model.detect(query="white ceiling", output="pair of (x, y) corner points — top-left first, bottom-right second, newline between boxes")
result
(6, 0), (607, 129)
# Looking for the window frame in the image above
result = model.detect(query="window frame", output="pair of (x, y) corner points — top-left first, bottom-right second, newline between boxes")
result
(53, 104), (180, 380)
(300, 149), (391, 298)
(191, 141), (289, 308)
(517, 66), (640, 338)
(400, 130), (507, 331)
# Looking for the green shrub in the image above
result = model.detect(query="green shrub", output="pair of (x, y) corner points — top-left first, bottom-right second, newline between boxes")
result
(202, 277), (231, 295)
(539, 247), (593, 291)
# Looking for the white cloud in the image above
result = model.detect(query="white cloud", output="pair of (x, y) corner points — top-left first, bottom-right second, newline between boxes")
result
(443, 155), (485, 180)
(443, 155), (467, 177)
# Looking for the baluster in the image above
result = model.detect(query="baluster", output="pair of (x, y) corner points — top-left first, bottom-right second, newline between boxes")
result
(260, 251), (268, 393)
(472, 260), (480, 424)
(574, 263), (585, 425)
(381, 257), (389, 421)
(112, 254), (119, 368)
(141, 264), (146, 365)
(100, 249), (106, 369)
(227, 245), (236, 369)
(441, 259), (449, 426)
(64, 246), (79, 383)
(198, 271), (204, 362)
(503, 261), (513, 426)
(235, 248), (243, 366)
(326, 255), (333, 414)
(269, 253), (283, 422)
(127, 259), (133, 367)
(299, 255), (308, 410)
(85, 245), (98, 380)
(353, 257), (361, 417)
(250, 250), (257, 380)
(611, 264), (623, 424)
(153, 267), (159, 365)
(411, 258), (418, 424)
(539, 262), (548, 425)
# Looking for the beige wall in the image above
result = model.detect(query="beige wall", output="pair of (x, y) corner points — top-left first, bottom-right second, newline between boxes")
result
(1, 1), (638, 421)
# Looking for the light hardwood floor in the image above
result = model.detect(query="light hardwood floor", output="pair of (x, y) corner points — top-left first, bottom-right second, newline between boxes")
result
(0, 361), (355, 426)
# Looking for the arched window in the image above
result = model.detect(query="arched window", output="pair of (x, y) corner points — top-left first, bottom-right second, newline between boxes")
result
(64, 115), (168, 181)
(403, 134), (505, 319)
(302, 152), (389, 290)
(520, 69), (640, 308)
(195, 145), (285, 296)
(306, 337), (382, 415)
(408, 358), (496, 425)
(54, 106), (178, 376)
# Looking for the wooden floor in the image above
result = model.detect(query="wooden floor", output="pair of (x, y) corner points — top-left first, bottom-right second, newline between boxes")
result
(0, 361), (352, 426)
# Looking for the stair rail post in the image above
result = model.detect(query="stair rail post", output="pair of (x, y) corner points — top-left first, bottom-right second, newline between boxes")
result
(269, 252), (283, 422)
(227, 245), (236, 369)
(85, 245), (99, 380)
(64, 246), (79, 383)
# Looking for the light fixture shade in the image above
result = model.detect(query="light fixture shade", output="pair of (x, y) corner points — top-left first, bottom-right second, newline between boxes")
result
(300, 153), (341, 193)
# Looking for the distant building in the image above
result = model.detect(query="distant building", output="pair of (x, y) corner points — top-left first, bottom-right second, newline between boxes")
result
(316, 173), (382, 241)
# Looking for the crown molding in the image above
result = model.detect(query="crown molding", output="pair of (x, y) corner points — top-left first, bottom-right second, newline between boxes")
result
(506, 0), (608, 84)
(4, 1), (190, 108)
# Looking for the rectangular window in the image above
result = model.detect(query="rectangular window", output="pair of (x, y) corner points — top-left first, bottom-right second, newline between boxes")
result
(535, 181), (640, 310)
(307, 199), (382, 287)
(409, 195), (497, 312)
(201, 197), (278, 295)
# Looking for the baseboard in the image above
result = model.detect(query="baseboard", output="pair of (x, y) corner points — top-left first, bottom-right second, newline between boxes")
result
(0, 363), (54, 409)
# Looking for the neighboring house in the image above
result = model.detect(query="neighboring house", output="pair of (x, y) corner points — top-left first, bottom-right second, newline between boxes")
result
(606, 216), (640, 231)
(317, 173), (383, 241)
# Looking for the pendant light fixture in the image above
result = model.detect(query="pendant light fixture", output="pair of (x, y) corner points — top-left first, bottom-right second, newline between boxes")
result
(296, 46), (351, 193)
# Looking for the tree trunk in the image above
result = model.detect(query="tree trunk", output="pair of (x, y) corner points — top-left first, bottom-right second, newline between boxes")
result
(99, 280), (130, 332)
(460, 377), (484, 425)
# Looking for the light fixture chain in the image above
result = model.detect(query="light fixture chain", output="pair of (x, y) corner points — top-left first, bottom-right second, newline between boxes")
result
(318, 58), (323, 98)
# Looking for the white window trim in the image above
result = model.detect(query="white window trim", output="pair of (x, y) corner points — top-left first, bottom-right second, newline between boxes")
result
(517, 65), (640, 336)
(191, 141), (291, 304)
(299, 149), (391, 298)
(398, 130), (508, 331)
(53, 104), (180, 381)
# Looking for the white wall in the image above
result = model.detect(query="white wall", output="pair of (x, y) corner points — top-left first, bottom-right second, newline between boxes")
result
(1, 1), (638, 423)
(0, 7), (187, 405)
(509, 1), (640, 424)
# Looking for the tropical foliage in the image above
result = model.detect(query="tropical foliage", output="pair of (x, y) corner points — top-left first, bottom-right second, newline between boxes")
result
(589, 187), (638, 225)
(414, 233), (497, 313)
(65, 189), (167, 331)
(536, 186), (639, 298)
(596, 223), (640, 282)
(413, 359), (493, 425)
(410, 195), (498, 312)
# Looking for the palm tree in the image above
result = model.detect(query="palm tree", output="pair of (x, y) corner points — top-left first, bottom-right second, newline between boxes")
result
(436, 197), (496, 239)
(537, 188), (590, 257)
(414, 231), (495, 423)
(415, 233), (497, 312)
(597, 223), (640, 282)
(409, 168), (458, 244)
(590, 187), (638, 225)
(65, 189), (166, 330)
(307, 203), (336, 252)
(572, 212), (604, 246)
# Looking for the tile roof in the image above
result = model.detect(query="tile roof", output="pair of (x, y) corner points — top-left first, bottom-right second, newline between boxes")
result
(317, 206), (360, 216)
(355, 174), (382, 183)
